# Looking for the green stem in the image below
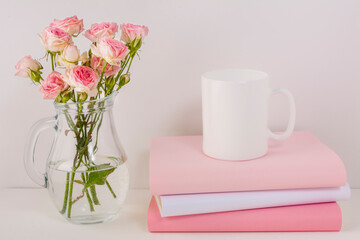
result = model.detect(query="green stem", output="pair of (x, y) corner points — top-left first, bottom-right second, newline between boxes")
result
(115, 55), (130, 80)
(59, 172), (70, 214)
(50, 52), (55, 71)
(100, 63), (107, 79)
(100, 63), (107, 83)
(93, 112), (104, 153)
(122, 55), (130, 68)
(106, 180), (117, 198)
(96, 62), (108, 98)
(81, 173), (95, 212)
(85, 189), (95, 212)
(66, 152), (82, 218)
(114, 54), (135, 91)
(67, 172), (75, 219)
(126, 55), (135, 74)
(63, 100), (120, 218)
(90, 185), (100, 205)
(60, 135), (79, 217)
(64, 111), (78, 136)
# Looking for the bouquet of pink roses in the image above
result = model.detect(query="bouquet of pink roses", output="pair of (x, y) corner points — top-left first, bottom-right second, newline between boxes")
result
(16, 16), (148, 101)
(16, 16), (148, 222)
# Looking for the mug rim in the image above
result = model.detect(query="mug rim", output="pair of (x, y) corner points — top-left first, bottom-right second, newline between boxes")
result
(202, 68), (269, 83)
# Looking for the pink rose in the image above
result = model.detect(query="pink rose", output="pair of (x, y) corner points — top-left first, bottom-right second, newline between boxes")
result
(120, 23), (148, 44)
(84, 22), (118, 42)
(90, 37), (129, 65)
(50, 16), (84, 36)
(15, 56), (41, 78)
(40, 27), (72, 52)
(57, 45), (80, 68)
(64, 66), (99, 97)
(91, 56), (120, 76)
(40, 71), (68, 99)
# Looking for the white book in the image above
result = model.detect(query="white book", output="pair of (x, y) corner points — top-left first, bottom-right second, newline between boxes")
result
(155, 183), (351, 217)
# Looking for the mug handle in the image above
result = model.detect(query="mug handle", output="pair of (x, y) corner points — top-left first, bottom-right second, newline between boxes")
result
(24, 117), (56, 187)
(268, 88), (296, 140)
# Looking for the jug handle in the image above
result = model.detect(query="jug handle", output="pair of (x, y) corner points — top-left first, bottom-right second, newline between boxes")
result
(24, 117), (56, 187)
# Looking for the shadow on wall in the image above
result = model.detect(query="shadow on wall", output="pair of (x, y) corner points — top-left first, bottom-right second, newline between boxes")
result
(171, 101), (202, 137)
(140, 100), (202, 187)
(132, 149), (151, 188)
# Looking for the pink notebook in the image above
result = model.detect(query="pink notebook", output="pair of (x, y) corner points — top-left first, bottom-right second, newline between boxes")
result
(150, 132), (346, 195)
(148, 197), (342, 232)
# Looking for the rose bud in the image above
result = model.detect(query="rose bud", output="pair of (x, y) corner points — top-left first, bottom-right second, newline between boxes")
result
(57, 45), (80, 68)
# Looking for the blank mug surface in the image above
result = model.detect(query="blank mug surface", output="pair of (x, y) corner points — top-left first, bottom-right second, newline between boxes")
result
(202, 69), (295, 161)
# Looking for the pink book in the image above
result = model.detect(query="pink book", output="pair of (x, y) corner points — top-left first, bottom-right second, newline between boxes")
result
(148, 197), (342, 232)
(150, 131), (346, 195)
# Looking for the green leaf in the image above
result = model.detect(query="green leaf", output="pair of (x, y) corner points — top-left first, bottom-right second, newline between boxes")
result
(74, 180), (84, 185)
(29, 69), (41, 84)
(84, 164), (115, 188)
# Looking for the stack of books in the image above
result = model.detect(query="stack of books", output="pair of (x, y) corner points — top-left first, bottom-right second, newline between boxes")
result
(147, 131), (350, 232)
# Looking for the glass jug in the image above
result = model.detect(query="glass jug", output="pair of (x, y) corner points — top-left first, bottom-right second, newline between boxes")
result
(24, 93), (129, 224)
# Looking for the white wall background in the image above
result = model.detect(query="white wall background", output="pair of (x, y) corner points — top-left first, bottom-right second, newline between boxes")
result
(0, 0), (359, 189)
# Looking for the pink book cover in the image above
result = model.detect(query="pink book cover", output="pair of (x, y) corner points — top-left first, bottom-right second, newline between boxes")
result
(149, 131), (346, 195)
(147, 197), (342, 232)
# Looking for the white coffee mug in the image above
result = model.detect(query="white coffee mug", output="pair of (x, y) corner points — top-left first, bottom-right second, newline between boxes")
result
(202, 69), (296, 161)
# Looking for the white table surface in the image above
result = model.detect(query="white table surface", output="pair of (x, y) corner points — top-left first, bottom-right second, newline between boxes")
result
(1, 188), (359, 240)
